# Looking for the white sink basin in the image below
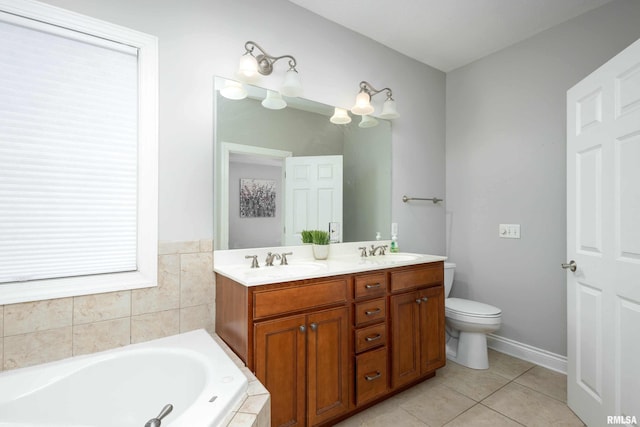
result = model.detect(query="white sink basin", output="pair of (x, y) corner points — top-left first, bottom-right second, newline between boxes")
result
(224, 262), (328, 283)
(362, 252), (422, 264)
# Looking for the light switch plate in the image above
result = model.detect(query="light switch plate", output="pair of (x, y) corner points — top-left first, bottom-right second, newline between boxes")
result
(499, 223), (521, 239)
(329, 222), (341, 243)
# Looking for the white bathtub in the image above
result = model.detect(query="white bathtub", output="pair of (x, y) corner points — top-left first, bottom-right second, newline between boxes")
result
(0, 330), (248, 427)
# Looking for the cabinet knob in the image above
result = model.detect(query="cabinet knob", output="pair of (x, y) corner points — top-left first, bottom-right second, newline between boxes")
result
(310, 322), (318, 331)
(415, 298), (422, 304)
(422, 297), (429, 302)
(299, 325), (306, 333)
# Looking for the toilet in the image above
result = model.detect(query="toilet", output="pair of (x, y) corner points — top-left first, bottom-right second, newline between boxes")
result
(444, 262), (502, 369)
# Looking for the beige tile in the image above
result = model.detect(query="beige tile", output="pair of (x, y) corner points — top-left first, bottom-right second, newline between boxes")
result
(0, 305), (4, 336)
(246, 378), (269, 397)
(132, 254), (180, 315)
(437, 360), (510, 401)
(180, 252), (215, 307)
(227, 412), (257, 427)
(131, 309), (180, 344)
(488, 349), (535, 380)
(514, 365), (568, 402)
(158, 240), (200, 255)
(444, 404), (522, 426)
(238, 393), (270, 415)
(73, 291), (131, 325)
(4, 298), (73, 336)
(255, 395), (270, 427)
(73, 317), (130, 356)
(180, 304), (214, 333)
(200, 239), (213, 253)
(400, 383), (476, 426)
(3, 327), (72, 370)
(0, 338), (3, 372)
(356, 407), (427, 427)
(483, 382), (584, 427)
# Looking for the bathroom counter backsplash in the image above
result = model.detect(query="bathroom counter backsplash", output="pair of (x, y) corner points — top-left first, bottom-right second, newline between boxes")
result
(214, 241), (446, 286)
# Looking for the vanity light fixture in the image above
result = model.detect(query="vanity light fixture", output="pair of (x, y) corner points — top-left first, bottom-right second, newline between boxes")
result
(358, 115), (378, 128)
(237, 41), (303, 97)
(351, 81), (400, 119)
(262, 90), (287, 110)
(329, 107), (352, 124)
(219, 79), (248, 100)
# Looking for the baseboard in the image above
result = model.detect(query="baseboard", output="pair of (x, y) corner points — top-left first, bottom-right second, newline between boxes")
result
(487, 334), (567, 374)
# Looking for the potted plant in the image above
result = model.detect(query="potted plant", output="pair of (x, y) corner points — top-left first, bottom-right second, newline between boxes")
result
(310, 229), (330, 260)
(301, 230), (313, 244)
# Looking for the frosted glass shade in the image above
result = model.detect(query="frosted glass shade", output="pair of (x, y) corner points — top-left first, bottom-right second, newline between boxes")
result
(330, 108), (351, 124)
(219, 80), (247, 100)
(351, 91), (374, 115)
(379, 99), (400, 119)
(359, 115), (378, 128)
(262, 90), (287, 110)
(237, 54), (259, 81)
(280, 69), (303, 97)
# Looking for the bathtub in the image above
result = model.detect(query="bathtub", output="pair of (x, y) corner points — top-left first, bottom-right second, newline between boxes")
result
(0, 329), (248, 427)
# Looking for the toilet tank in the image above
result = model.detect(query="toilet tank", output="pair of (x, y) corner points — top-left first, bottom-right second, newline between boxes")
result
(444, 262), (456, 298)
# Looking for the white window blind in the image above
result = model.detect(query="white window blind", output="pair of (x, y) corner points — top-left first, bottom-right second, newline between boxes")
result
(0, 14), (140, 284)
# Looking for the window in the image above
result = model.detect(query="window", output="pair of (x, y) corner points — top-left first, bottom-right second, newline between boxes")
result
(0, 0), (158, 304)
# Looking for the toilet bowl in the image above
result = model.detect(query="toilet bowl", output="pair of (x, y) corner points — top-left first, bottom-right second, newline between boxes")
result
(443, 263), (502, 369)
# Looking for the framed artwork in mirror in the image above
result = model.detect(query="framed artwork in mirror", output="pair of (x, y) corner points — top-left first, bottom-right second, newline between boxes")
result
(239, 178), (276, 218)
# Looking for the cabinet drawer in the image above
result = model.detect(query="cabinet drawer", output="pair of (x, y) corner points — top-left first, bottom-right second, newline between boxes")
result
(390, 263), (443, 293)
(354, 272), (387, 299)
(354, 298), (386, 326)
(355, 347), (388, 405)
(253, 279), (348, 319)
(355, 323), (387, 353)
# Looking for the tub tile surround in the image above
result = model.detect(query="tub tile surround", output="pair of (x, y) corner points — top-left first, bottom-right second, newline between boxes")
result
(0, 240), (215, 371)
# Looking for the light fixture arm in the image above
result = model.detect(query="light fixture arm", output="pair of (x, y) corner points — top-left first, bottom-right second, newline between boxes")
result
(359, 81), (394, 100)
(244, 41), (298, 76)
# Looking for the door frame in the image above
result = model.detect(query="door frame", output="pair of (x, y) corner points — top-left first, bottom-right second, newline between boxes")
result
(216, 142), (292, 249)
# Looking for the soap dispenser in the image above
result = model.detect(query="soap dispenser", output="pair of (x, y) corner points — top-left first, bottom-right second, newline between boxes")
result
(390, 223), (399, 253)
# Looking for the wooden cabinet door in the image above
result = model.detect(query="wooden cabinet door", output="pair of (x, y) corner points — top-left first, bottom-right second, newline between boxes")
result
(255, 314), (306, 427)
(390, 291), (421, 388)
(418, 286), (446, 373)
(306, 307), (349, 426)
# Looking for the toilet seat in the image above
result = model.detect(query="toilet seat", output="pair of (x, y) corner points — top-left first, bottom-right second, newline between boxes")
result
(445, 297), (502, 319)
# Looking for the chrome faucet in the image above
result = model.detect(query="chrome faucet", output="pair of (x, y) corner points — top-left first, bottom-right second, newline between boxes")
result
(245, 255), (259, 268)
(358, 246), (368, 257)
(144, 404), (173, 427)
(369, 244), (388, 256)
(280, 252), (293, 265)
(265, 252), (281, 266)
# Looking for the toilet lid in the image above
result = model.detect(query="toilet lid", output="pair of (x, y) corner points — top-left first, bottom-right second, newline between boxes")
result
(446, 297), (502, 318)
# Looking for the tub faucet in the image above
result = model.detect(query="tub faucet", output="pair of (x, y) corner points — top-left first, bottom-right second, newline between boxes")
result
(369, 244), (388, 256)
(265, 252), (281, 266)
(144, 404), (173, 427)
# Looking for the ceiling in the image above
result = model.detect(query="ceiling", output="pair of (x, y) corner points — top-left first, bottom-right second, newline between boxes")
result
(287, 0), (616, 72)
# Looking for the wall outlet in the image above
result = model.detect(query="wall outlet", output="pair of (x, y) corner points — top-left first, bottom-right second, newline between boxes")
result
(499, 223), (521, 239)
(329, 222), (341, 243)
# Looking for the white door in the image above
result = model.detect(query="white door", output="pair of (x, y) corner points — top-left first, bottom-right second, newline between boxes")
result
(566, 37), (640, 426)
(284, 156), (343, 245)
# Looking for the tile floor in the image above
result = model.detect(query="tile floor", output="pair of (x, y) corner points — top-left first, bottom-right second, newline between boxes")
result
(336, 350), (585, 427)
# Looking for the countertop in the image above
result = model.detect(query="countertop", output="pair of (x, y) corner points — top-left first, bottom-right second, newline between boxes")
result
(213, 241), (447, 287)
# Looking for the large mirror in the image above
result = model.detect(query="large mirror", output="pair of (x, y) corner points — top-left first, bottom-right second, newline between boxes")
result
(214, 77), (392, 249)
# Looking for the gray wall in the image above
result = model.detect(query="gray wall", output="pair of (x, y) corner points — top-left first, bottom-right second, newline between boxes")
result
(40, 0), (447, 255)
(446, 0), (640, 356)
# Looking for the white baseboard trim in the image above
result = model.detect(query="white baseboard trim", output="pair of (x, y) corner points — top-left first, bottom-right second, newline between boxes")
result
(487, 334), (567, 374)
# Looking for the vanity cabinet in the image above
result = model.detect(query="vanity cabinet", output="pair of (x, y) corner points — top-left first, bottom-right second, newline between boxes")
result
(390, 267), (446, 388)
(254, 306), (349, 427)
(215, 260), (445, 427)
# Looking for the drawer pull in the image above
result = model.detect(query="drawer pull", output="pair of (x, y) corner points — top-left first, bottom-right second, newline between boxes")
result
(365, 371), (382, 381)
(365, 333), (382, 342)
(365, 283), (381, 289)
(365, 308), (381, 316)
